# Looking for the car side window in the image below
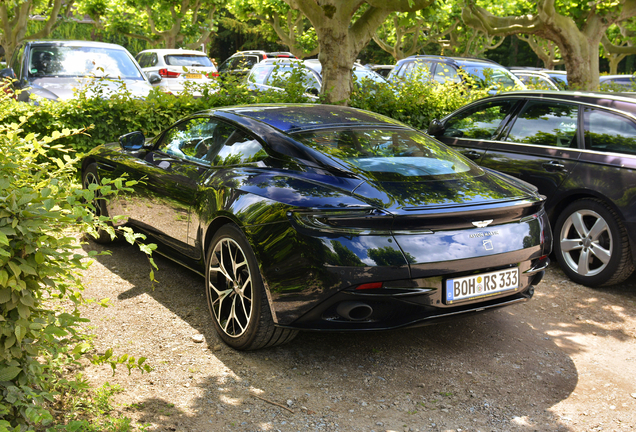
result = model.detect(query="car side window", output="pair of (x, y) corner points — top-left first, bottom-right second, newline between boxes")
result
(212, 129), (268, 166)
(433, 63), (460, 84)
(443, 100), (516, 140)
(150, 53), (158, 67)
(266, 66), (320, 91)
(402, 60), (432, 80)
(584, 108), (636, 155)
(248, 65), (274, 84)
(505, 101), (578, 147)
(157, 117), (219, 163)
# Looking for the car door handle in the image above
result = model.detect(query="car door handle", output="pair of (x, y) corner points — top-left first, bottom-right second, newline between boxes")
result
(542, 160), (567, 172)
(463, 150), (481, 160)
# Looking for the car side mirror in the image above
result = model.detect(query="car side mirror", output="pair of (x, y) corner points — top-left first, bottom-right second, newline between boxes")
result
(119, 131), (146, 151)
(147, 72), (162, 84)
(306, 87), (320, 96)
(0, 67), (17, 83)
(427, 119), (445, 136)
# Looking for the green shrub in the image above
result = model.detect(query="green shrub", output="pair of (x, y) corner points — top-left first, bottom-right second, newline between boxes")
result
(1, 71), (494, 160)
(0, 91), (150, 431)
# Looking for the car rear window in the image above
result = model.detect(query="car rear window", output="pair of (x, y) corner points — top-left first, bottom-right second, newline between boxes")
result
(165, 55), (215, 68)
(294, 128), (481, 181)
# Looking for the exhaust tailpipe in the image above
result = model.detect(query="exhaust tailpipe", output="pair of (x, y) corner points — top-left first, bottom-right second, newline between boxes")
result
(336, 302), (373, 321)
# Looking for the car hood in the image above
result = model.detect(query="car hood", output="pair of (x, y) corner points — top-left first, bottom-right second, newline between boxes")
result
(28, 77), (152, 100)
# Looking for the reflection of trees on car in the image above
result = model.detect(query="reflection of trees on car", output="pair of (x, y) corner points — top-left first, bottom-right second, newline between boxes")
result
(368, 246), (416, 266)
(585, 132), (636, 155)
(443, 101), (515, 140)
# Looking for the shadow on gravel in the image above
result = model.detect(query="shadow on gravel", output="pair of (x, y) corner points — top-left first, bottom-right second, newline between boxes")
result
(80, 239), (633, 431)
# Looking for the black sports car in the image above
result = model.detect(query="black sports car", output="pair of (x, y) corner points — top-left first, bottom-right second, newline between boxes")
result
(82, 104), (551, 350)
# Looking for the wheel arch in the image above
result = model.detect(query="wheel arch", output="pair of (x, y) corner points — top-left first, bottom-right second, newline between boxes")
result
(203, 215), (239, 255)
(549, 190), (628, 229)
(202, 214), (281, 326)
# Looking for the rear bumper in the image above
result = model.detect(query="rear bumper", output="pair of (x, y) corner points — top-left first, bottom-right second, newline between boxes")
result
(281, 253), (547, 331)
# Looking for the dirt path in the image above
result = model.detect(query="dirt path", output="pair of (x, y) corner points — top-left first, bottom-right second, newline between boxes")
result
(79, 239), (636, 432)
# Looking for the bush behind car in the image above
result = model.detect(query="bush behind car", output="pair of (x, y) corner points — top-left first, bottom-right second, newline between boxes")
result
(1, 72), (492, 155)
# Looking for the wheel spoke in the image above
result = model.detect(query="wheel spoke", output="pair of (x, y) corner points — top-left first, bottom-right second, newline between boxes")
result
(560, 239), (582, 252)
(238, 294), (250, 322)
(239, 276), (251, 298)
(570, 212), (588, 239)
(590, 244), (611, 264)
(587, 217), (608, 242)
(228, 298), (246, 334)
(577, 248), (591, 275)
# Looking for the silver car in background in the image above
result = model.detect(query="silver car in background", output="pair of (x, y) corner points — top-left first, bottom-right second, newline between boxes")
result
(0, 40), (157, 101)
(135, 48), (218, 95)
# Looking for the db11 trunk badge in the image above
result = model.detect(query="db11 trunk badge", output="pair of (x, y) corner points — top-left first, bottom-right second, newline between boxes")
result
(472, 219), (493, 228)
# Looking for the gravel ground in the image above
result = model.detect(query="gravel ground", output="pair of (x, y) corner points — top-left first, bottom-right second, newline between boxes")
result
(78, 238), (636, 432)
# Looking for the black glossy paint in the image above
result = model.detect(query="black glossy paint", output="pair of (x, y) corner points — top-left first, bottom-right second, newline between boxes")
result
(83, 104), (551, 330)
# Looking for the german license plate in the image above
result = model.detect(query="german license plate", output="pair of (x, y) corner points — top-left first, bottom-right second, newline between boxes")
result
(185, 73), (202, 79)
(445, 268), (519, 304)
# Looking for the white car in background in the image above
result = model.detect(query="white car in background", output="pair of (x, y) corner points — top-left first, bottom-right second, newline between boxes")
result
(135, 48), (218, 94)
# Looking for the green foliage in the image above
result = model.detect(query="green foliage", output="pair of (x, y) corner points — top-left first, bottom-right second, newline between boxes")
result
(3, 70), (496, 160)
(351, 72), (491, 130)
(0, 90), (151, 431)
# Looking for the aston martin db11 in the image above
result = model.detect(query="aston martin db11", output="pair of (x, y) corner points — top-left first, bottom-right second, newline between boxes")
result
(82, 104), (551, 350)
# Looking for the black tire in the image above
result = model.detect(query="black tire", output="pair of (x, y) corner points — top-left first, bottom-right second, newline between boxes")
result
(554, 198), (634, 287)
(82, 163), (115, 244)
(205, 224), (298, 350)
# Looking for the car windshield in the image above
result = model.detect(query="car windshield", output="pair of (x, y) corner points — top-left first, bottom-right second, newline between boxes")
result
(165, 54), (215, 67)
(463, 66), (521, 88)
(294, 128), (481, 181)
(28, 46), (144, 79)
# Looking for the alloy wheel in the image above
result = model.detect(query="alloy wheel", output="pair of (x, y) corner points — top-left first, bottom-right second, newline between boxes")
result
(559, 209), (612, 277)
(207, 237), (253, 338)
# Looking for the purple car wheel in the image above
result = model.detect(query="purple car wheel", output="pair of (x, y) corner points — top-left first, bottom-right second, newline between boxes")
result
(555, 199), (634, 287)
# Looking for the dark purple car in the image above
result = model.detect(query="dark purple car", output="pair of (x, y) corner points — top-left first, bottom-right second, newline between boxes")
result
(429, 90), (636, 287)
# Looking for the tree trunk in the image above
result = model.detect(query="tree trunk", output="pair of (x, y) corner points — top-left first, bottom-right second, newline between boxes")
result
(315, 18), (357, 104)
(461, 2), (630, 91)
(286, 0), (433, 104)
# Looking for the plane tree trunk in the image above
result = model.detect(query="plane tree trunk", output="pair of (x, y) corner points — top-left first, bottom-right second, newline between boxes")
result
(284, 0), (434, 104)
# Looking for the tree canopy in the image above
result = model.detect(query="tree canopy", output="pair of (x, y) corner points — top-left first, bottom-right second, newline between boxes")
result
(462, 0), (636, 89)
(3, 0), (636, 98)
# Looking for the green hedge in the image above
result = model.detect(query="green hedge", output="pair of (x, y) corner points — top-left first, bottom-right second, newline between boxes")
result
(1, 75), (491, 156)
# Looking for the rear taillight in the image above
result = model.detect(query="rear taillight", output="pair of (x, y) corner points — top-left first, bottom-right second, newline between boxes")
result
(158, 68), (180, 78)
(355, 282), (383, 290)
